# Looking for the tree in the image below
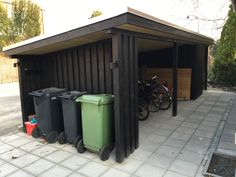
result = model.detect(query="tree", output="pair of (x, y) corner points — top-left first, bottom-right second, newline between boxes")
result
(0, 0), (41, 51)
(89, 10), (102, 19)
(0, 3), (10, 50)
(212, 5), (236, 85)
(11, 0), (41, 42)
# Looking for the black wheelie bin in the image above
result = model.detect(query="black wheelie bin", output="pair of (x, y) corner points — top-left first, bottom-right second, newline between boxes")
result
(29, 87), (67, 143)
(58, 91), (86, 147)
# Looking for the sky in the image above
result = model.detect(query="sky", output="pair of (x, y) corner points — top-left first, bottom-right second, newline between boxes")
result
(31, 0), (231, 40)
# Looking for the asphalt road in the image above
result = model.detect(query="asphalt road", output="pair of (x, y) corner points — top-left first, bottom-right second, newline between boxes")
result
(0, 82), (22, 135)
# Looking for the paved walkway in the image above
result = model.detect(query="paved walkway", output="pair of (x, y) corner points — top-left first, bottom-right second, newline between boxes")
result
(0, 90), (235, 177)
(0, 83), (21, 135)
(217, 96), (236, 156)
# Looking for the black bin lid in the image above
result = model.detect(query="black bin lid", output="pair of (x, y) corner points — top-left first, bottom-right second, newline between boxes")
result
(59, 91), (86, 100)
(30, 87), (67, 97)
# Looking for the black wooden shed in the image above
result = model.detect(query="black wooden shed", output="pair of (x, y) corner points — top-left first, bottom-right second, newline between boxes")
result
(3, 8), (213, 163)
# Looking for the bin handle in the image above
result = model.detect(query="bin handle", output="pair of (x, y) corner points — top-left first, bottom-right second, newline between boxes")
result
(28, 92), (44, 97)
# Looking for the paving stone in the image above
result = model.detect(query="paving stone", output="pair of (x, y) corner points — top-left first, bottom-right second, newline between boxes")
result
(130, 149), (152, 161)
(0, 134), (20, 143)
(156, 145), (181, 157)
(31, 145), (57, 157)
(48, 142), (66, 149)
(163, 138), (186, 148)
(0, 158), (5, 166)
(189, 114), (205, 120)
(218, 141), (236, 151)
(202, 120), (219, 128)
(10, 153), (39, 168)
(167, 119), (183, 126)
(101, 168), (131, 177)
(77, 151), (97, 159)
(220, 133), (235, 143)
(67, 173), (86, 177)
(184, 143), (208, 155)
(114, 158), (142, 174)
(139, 140), (160, 152)
(8, 138), (32, 147)
(161, 124), (179, 131)
(194, 130), (214, 138)
(197, 125), (217, 133)
(186, 118), (203, 124)
(0, 163), (18, 176)
(78, 161), (108, 177)
(0, 144), (14, 154)
(0, 148), (26, 162)
(145, 154), (175, 169)
(60, 155), (89, 170)
(153, 128), (173, 137)
(39, 165), (73, 177)
(176, 126), (195, 134)
(19, 141), (45, 152)
(181, 122), (199, 129)
(24, 159), (55, 176)
(7, 169), (34, 177)
(135, 163), (165, 177)
(189, 135), (211, 147)
(170, 131), (192, 141)
(169, 159), (198, 176)
(45, 150), (72, 163)
(61, 145), (78, 154)
(177, 150), (204, 165)
(163, 171), (189, 177)
(145, 134), (167, 144)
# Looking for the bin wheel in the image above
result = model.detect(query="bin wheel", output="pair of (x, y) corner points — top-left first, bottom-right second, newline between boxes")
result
(77, 139), (86, 153)
(58, 132), (66, 144)
(45, 131), (58, 143)
(73, 136), (82, 147)
(99, 146), (111, 161)
(32, 127), (41, 138)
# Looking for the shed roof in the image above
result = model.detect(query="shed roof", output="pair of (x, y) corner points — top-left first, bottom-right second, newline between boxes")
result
(3, 7), (214, 56)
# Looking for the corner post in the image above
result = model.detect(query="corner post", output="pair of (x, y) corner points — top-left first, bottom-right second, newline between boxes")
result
(172, 42), (178, 116)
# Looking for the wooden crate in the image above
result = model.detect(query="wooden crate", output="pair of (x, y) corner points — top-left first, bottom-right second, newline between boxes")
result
(142, 67), (192, 100)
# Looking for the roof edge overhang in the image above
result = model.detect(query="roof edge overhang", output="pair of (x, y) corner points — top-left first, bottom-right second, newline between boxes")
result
(3, 7), (214, 57)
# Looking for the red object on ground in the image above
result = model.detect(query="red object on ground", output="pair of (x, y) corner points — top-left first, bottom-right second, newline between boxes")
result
(25, 121), (38, 135)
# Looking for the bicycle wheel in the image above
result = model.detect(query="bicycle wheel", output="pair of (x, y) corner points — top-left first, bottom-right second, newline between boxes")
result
(148, 95), (160, 112)
(138, 104), (149, 121)
(159, 92), (171, 110)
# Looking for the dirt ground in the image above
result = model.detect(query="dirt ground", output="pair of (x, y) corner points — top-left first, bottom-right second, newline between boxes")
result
(207, 153), (236, 177)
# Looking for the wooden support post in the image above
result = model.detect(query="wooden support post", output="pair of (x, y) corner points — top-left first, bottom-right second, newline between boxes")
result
(172, 43), (178, 116)
(112, 34), (125, 163)
(203, 47), (208, 90)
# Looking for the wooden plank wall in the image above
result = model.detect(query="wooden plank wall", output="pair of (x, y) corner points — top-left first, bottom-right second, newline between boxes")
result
(191, 45), (205, 99)
(18, 56), (51, 124)
(18, 39), (113, 126)
(47, 39), (113, 94)
(112, 34), (138, 162)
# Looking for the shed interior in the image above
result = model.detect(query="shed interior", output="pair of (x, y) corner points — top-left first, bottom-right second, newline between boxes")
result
(137, 38), (206, 100)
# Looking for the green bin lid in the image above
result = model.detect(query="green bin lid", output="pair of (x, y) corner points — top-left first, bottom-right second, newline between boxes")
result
(76, 94), (113, 105)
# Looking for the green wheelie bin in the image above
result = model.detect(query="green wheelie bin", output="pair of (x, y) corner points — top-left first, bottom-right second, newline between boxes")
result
(76, 94), (114, 161)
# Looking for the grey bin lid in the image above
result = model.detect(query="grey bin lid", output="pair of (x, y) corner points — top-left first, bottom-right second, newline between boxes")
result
(59, 91), (87, 100)
(29, 87), (67, 97)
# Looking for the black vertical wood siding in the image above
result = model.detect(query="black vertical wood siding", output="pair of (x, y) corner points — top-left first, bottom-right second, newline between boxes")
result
(18, 39), (113, 126)
(47, 39), (113, 93)
(112, 34), (138, 162)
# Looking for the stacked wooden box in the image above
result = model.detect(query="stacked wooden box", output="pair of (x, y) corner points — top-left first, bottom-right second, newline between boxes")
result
(142, 67), (192, 100)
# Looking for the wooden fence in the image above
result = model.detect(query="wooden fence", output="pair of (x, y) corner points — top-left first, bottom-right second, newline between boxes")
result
(0, 54), (18, 83)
